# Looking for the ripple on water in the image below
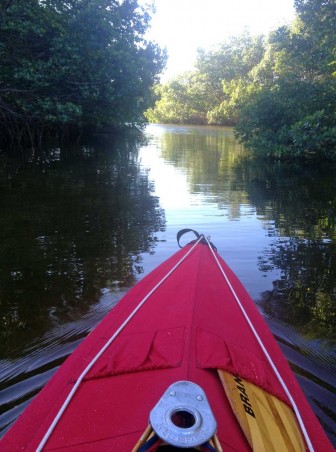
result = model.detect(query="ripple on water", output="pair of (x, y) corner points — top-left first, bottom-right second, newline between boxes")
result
(0, 290), (124, 436)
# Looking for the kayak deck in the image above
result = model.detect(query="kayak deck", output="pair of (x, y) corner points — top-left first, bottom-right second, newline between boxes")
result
(1, 233), (333, 451)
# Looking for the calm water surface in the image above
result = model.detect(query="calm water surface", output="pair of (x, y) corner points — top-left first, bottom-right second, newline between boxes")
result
(0, 124), (335, 445)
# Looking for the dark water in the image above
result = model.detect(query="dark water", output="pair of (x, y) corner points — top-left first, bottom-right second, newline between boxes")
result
(0, 124), (335, 445)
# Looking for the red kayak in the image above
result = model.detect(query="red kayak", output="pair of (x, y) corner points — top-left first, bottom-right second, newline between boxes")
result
(1, 230), (333, 451)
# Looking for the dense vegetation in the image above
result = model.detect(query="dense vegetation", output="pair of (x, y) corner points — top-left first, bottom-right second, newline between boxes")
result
(147, 0), (336, 160)
(0, 0), (166, 148)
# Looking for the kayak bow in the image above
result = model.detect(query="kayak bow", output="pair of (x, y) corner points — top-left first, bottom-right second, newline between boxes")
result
(1, 230), (333, 451)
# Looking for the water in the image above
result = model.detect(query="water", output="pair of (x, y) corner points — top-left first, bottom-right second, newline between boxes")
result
(0, 124), (335, 445)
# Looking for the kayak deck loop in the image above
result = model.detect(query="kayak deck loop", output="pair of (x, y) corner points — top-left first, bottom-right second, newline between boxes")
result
(177, 229), (217, 251)
(150, 381), (217, 448)
(133, 381), (222, 451)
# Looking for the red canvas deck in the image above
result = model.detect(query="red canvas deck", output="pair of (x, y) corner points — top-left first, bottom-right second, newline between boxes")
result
(1, 233), (333, 451)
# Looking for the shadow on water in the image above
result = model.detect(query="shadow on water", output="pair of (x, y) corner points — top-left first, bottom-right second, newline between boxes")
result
(0, 133), (165, 435)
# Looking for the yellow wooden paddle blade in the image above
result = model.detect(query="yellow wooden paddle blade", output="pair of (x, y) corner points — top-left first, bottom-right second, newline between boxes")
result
(218, 370), (306, 452)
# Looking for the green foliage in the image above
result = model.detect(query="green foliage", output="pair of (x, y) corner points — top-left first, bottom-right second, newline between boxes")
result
(242, 0), (336, 159)
(289, 111), (336, 158)
(148, 0), (336, 160)
(0, 0), (166, 148)
(196, 33), (265, 102)
(235, 0), (336, 160)
(145, 72), (210, 124)
(209, 79), (260, 125)
(147, 32), (265, 126)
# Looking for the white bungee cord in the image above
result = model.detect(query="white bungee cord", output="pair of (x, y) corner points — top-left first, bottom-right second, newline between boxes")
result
(203, 235), (314, 452)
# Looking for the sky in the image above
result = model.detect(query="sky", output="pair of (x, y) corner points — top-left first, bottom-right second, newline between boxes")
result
(142, 0), (296, 81)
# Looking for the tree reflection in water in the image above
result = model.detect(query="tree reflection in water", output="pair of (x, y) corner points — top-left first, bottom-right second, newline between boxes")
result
(244, 160), (336, 343)
(161, 132), (336, 341)
(0, 136), (165, 357)
(156, 125), (336, 444)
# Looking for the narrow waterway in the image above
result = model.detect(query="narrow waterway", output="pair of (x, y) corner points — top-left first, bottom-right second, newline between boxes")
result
(0, 124), (335, 445)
